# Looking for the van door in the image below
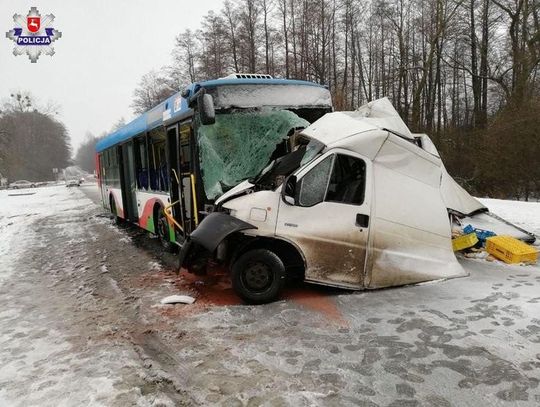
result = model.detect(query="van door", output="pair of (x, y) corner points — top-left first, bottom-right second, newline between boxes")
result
(275, 149), (372, 288)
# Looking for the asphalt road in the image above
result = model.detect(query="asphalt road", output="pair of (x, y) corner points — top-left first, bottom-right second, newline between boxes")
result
(2, 184), (538, 406)
(75, 183), (540, 406)
(79, 181), (101, 204)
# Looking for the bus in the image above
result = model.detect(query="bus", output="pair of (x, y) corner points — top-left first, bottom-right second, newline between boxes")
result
(95, 74), (332, 249)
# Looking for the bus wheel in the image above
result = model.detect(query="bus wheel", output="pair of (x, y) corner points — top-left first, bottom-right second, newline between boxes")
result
(156, 210), (175, 252)
(231, 249), (285, 304)
(110, 197), (123, 225)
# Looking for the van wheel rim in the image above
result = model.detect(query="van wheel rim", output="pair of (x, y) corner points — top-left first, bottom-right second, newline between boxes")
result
(243, 262), (272, 291)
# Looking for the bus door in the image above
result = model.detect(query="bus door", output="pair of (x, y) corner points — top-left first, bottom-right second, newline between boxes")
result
(166, 125), (183, 236)
(167, 122), (198, 236)
(97, 152), (108, 207)
(119, 142), (139, 222)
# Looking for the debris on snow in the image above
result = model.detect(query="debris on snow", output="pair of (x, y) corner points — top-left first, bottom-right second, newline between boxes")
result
(160, 295), (196, 305)
(8, 192), (35, 197)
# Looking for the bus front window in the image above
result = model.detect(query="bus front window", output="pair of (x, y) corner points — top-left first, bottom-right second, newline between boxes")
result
(197, 110), (309, 200)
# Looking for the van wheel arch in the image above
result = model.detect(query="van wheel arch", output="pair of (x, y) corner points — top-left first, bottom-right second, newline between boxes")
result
(229, 237), (305, 282)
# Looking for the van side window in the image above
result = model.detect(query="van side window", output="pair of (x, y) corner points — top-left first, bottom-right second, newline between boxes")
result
(298, 154), (366, 207)
(326, 155), (366, 205)
(298, 155), (333, 206)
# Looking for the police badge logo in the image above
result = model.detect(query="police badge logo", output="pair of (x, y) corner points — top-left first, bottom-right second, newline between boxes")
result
(5, 7), (62, 63)
(27, 16), (41, 33)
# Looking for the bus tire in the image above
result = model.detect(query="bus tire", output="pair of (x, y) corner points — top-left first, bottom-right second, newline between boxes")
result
(110, 196), (123, 225)
(155, 208), (175, 252)
(231, 249), (285, 304)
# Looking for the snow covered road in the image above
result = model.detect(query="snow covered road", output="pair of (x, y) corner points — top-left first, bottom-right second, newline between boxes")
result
(0, 186), (186, 406)
(0, 185), (539, 406)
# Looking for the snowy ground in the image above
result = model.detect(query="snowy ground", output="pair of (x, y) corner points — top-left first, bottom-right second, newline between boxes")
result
(479, 197), (540, 238)
(0, 185), (539, 406)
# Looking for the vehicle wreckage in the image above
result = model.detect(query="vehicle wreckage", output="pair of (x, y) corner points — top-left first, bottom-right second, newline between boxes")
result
(179, 97), (535, 303)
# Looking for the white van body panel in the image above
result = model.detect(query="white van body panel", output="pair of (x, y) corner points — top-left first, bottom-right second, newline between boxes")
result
(366, 135), (466, 287)
(216, 180), (254, 206)
(416, 133), (487, 215)
(275, 148), (373, 288)
(222, 189), (280, 237)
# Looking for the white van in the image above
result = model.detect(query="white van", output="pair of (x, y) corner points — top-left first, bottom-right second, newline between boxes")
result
(179, 98), (534, 303)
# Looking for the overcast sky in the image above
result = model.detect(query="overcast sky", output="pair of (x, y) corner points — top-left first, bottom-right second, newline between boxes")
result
(0, 0), (222, 151)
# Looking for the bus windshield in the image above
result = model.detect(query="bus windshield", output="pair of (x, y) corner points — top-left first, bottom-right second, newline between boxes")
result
(198, 109), (310, 199)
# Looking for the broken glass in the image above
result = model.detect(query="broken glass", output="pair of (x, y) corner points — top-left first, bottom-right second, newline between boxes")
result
(298, 155), (334, 206)
(198, 110), (310, 199)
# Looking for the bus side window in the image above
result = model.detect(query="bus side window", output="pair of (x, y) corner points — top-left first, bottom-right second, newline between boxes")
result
(109, 148), (119, 188)
(135, 136), (149, 190)
(179, 125), (191, 172)
(149, 128), (168, 192)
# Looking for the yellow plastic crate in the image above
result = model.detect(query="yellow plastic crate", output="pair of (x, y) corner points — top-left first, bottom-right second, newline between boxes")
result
(452, 232), (479, 251)
(486, 235), (539, 264)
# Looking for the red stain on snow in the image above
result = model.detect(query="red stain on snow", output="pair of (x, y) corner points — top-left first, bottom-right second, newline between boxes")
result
(284, 287), (348, 327)
(176, 267), (241, 307)
(140, 265), (348, 326)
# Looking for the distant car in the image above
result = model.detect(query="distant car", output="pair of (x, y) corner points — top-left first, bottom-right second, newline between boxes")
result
(79, 177), (85, 184)
(9, 180), (36, 189)
(66, 179), (81, 187)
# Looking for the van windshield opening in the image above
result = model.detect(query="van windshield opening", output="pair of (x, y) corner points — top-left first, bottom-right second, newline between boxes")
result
(252, 138), (324, 190)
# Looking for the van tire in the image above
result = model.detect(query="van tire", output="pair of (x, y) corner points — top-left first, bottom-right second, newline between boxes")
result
(231, 249), (285, 304)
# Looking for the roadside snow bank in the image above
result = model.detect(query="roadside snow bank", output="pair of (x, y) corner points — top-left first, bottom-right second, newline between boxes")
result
(0, 186), (93, 287)
(479, 198), (540, 238)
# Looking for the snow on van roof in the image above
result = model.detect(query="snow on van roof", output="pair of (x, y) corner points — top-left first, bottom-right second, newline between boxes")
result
(301, 111), (381, 147)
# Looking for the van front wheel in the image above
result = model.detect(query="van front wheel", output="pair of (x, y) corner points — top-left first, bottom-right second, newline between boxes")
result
(231, 249), (285, 304)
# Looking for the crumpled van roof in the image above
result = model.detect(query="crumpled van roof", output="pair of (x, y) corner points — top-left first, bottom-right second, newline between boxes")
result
(302, 97), (487, 216)
(302, 97), (413, 147)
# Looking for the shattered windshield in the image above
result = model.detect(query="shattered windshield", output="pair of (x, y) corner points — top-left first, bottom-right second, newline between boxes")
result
(198, 110), (310, 199)
(253, 138), (325, 189)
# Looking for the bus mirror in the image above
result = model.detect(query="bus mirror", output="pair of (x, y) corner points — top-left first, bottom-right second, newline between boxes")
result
(181, 88), (191, 98)
(199, 93), (215, 125)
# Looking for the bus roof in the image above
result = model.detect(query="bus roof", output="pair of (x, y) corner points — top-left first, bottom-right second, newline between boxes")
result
(95, 78), (327, 153)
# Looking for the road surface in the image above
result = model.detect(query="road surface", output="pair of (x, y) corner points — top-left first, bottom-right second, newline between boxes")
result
(0, 184), (539, 406)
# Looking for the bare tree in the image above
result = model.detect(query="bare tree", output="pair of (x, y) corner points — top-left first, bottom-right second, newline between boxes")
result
(0, 92), (71, 181)
(131, 70), (177, 115)
(159, 0), (540, 197)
